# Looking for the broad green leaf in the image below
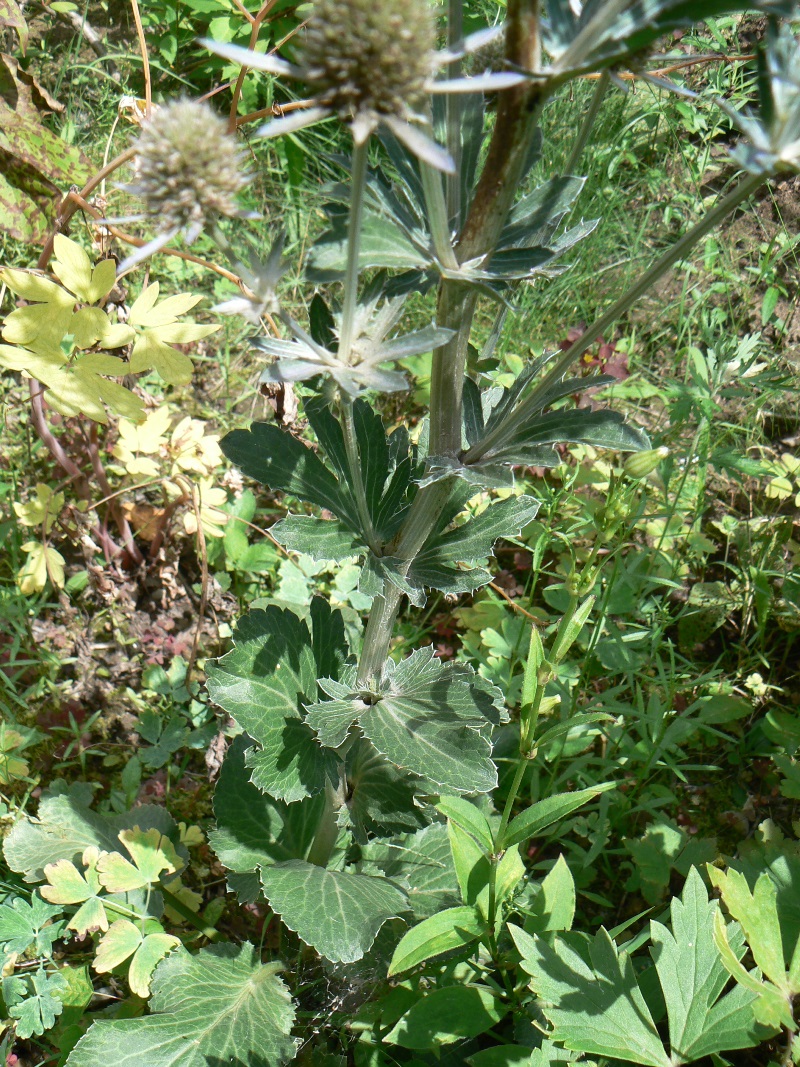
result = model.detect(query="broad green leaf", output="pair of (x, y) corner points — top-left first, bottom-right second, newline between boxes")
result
(388, 906), (485, 976)
(384, 984), (506, 1049)
(7, 965), (67, 1039)
(222, 422), (358, 526)
(206, 603), (344, 802)
(65, 943), (298, 1066)
(259, 860), (408, 963)
(3, 790), (183, 883)
(271, 515), (362, 561)
(712, 908), (793, 1031)
(308, 211), (432, 279)
(343, 738), (426, 839)
(468, 1046), (541, 1067)
(208, 736), (324, 888)
(513, 925), (671, 1067)
(652, 867), (765, 1062)
(0, 892), (64, 956)
(96, 827), (180, 892)
(448, 820), (522, 919)
(361, 822), (460, 919)
(525, 854), (576, 935)
(410, 495), (540, 595)
(502, 785), (614, 849)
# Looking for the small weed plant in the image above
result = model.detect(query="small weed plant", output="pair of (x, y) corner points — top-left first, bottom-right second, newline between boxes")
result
(1, 1), (800, 1065)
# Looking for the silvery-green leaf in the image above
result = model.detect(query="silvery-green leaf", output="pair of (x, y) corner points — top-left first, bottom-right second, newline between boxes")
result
(259, 860), (408, 963)
(205, 602), (346, 802)
(271, 516), (363, 562)
(307, 648), (502, 794)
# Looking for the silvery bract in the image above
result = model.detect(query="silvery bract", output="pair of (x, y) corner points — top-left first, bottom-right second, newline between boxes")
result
(724, 22), (800, 175)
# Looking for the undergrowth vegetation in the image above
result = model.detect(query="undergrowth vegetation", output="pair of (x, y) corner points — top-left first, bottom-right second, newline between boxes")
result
(0, 1), (799, 1065)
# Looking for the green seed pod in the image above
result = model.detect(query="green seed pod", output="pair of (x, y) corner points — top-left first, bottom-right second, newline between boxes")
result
(301, 0), (435, 121)
(131, 99), (248, 236)
(623, 446), (669, 480)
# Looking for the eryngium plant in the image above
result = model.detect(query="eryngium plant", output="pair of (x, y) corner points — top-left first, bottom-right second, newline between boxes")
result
(64, 2), (800, 1065)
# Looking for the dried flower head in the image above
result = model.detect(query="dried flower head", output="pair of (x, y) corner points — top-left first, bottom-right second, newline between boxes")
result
(115, 99), (250, 272)
(301, 0), (434, 122)
(203, 8), (524, 171)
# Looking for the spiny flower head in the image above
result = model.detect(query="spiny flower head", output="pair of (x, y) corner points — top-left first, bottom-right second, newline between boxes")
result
(131, 99), (248, 239)
(202, 10), (524, 171)
(301, 0), (435, 122)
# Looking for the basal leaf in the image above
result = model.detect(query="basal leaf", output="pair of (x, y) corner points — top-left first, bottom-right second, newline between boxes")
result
(206, 604), (344, 802)
(259, 860), (408, 963)
(4, 792), (184, 883)
(209, 736), (324, 893)
(65, 943), (298, 1066)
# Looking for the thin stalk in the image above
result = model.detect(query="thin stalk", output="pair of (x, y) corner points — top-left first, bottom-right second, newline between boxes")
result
(564, 72), (609, 175)
(341, 397), (380, 555)
(337, 137), (370, 362)
(465, 170), (765, 463)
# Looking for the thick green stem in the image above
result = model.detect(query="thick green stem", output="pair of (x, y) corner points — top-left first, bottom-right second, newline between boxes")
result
(465, 170), (765, 463)
(353, 0), (547, 684)
(564, 72), (610, 175)
(306, 779), (342, 868)
(337, 137), (370, 362)
(341, 398), (380, 554)
(357, 585), (403, 686)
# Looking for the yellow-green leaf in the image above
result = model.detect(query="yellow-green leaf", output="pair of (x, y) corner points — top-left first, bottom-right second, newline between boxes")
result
(13, 483), (64, 534)
(129, 288), (203, 328)
(130, 330), (193, 385)
(52, 235), (94, 301)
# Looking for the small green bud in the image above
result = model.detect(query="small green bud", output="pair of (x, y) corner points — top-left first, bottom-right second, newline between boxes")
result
(623, 446), (669, 480)
(537, 660), (556, 687)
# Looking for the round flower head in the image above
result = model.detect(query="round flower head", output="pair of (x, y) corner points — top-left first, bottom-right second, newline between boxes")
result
(202, 6), (525, 171)
(115, 99), (250, 272)
(301, 0), (434, 123)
